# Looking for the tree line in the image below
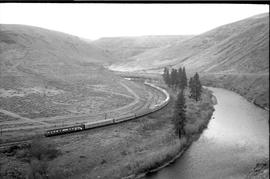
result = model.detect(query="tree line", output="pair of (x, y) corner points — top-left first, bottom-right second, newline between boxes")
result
(162, 67), (202, 138)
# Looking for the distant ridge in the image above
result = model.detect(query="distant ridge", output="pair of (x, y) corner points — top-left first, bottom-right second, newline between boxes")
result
(93, 35), (194, 63)
(102, 13), (269, 109)
(109, 13), (268, 73)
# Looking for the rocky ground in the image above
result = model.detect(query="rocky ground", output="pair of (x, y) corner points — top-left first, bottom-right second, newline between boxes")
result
(247, 160), (269, 179)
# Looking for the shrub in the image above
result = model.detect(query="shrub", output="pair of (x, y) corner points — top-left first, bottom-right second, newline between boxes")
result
(47, 168), (66, 179)
(29, 138), (60, 160)
(16, 148), (30, 159)
(27, 159), (48, 179)
(3, 167), (24, 179)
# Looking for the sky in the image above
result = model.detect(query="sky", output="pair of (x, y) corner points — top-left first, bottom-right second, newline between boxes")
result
(0, 4), (268, 40)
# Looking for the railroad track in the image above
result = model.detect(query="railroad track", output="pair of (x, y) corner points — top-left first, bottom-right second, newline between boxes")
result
(0, 82), (170, 149)
(0, 140), (32, 151)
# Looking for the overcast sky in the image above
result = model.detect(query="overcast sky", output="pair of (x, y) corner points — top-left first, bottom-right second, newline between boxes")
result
(0, 4), (268, 40)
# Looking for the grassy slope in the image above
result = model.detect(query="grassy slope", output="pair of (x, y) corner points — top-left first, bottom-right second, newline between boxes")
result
(0, 24), (150, 119)
(106, 13), (269, 109)
(93, 35), (193, 65)
(112, 13), (268, 72)
(0, 86), (215, 179)
(0, 24), (116, 88)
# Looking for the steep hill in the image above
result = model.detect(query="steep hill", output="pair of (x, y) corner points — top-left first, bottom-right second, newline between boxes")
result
(93, 35), (193, 63)
(110, 13), (268, 73)
(0, 24), (122, 90)
(108, 13), (269, 109)
(0, 24), (145, 119)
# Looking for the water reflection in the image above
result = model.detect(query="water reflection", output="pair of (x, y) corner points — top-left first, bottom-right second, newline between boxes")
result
(146, 87), (269, 179)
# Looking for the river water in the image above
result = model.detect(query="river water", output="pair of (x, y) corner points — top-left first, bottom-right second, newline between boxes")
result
(146, 87), (269, 179)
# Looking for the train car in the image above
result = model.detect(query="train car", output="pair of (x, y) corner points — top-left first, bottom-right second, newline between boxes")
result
(114, 114), (135, 123)
(45, 124), (85, 137)
(136, 109), (151, 118)
(84, 118), (114, 129)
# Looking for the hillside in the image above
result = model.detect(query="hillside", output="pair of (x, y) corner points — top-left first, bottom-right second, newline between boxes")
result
(93, 35), (193, 63)
(110, 13), (268, 73)
(107, 13), (269, 109)
(0, 24), (146, 121)
(0, 24), (122, 92)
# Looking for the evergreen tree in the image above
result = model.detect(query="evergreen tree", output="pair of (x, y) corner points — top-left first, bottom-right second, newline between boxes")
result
(171, 69), (178, 89)
(167, 68), (172, 87)
(162, 67), (167, 84)
(194, 72), (202, 101)
(174, 90), (186, 138)
(162, 67), (170, 86)
(177, 67), (183, 89)
(189, 76), (193, 88)
(189, 76), (194, 98)
(182, 67), (187, 89)
(189, 73), (202, 101)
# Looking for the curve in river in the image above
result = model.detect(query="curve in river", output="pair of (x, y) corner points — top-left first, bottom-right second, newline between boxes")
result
(146, 87), (269, 179)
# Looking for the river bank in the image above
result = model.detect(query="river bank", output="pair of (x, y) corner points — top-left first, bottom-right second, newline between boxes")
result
(146, 86), (268, 179)
(131, 88), (216, 179)
(201, 73), (269, 111)
(0, 86), (215, 178)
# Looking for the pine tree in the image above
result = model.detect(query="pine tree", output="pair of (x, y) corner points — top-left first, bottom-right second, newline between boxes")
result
(174, 90), (186, 138)
(182, 67), (187, 89)
(162, 67), (167, 84)
(162, 67), (169, 86)
(188, 77), (193, 88)
(194, 72), (202, 101)
(177, 67), (183, 89)
(189, 76), (195, 99)
(189, 73), (202, 101)
(171, 69), (178, 89)
(167, 68), (172, 88)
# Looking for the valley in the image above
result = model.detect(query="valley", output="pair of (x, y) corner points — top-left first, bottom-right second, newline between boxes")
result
(0, 25), (166, 143)
(95, 13), (269, 109)
(0, 10), (268, 179)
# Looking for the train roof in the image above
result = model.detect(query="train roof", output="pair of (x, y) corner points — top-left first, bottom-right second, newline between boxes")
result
(46, 124), (84, 132)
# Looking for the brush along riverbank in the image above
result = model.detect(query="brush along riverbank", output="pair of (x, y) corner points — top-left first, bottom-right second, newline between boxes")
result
(0, 87), (215, 179)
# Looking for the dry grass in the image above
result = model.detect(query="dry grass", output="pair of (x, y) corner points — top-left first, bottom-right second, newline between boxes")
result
(0, 80), (166, 143)
(185, 89), (215, 137)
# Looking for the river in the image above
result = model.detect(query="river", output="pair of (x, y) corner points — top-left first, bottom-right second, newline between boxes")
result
(146, 87), (269, 179)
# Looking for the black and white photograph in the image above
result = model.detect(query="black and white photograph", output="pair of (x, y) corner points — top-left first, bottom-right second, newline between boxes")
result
(0, 3), (269, 179)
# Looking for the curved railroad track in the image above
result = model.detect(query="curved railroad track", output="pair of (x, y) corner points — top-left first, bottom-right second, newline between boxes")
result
(0, 82), (170, 149)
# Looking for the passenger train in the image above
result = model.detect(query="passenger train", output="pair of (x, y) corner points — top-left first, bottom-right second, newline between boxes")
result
(45, 82), (170, 137)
